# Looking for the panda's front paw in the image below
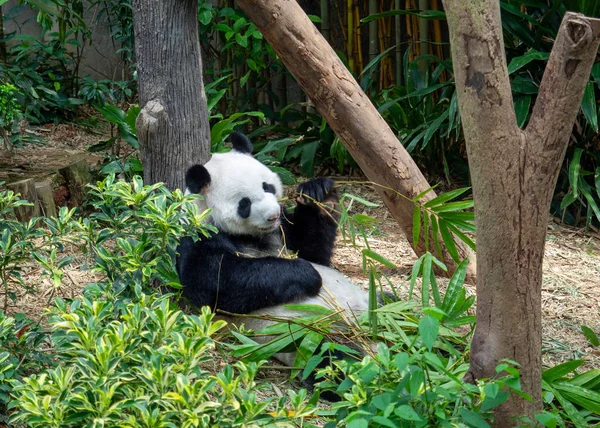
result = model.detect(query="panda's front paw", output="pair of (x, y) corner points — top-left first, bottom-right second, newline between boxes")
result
(297, 178), (338, 208)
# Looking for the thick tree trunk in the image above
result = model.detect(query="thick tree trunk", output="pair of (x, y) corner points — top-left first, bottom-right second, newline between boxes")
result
(236, 0), (476, 281)
(443, 1), (600, 423)
(132, 0), (211, 190)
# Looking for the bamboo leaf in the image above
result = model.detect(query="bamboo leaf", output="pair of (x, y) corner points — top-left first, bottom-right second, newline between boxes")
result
(542, 360), (586, 382)
(422, 253), (432, 307)
(430, 215), (443, 259)
(507, 49), (549, 74)
(422, 110), (450, 149)
(442, 259), (468, 315)
(362, 249), (397, 269)
(514, 95), (531, 128)
(446, 222), (476, 251)
(412, 206), (421, 249)
(423, 187), (471, 208)
(409, 255), (423, 300)
(438, 220), (460, 262)
(581, 82), (599, 132)
(430, 200), (474, 213)
(582, 325), (600, 347)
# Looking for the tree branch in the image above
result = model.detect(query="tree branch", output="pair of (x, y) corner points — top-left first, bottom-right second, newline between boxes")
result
(526, 12), (600, 152)
(443, 0), (519, 145)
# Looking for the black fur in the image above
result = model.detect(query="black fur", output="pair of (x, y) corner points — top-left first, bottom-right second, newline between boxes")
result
(185, 165), (211, 194)
(230, 132), (253, 154)
(176, 233), (321, 314)
(282, 178), (340, 267)
(237, 197), (252, 219)
(262, 182), (276, 194)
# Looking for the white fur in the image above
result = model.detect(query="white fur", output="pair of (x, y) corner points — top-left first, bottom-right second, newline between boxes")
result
(193, 152), (284, 236)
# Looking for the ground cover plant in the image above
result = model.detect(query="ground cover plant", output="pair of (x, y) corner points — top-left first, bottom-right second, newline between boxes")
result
(0, 173), (597, 426)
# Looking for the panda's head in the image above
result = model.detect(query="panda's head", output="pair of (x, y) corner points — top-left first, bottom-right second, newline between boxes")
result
(185, 132), (284, 236)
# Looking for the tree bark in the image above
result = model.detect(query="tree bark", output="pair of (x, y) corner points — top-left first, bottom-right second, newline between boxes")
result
(132, 0), (211, 190)
(0, 5), (6, 64)
(442, 1), (600, 423)
(236, 0), (476, 281)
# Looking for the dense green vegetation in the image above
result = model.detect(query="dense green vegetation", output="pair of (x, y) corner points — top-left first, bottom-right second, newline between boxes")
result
(1, 0), (600, 426)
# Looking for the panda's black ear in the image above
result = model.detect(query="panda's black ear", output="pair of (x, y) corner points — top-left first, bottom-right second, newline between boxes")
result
(230, 132), (253, 154)
(185, 165), (211, 194)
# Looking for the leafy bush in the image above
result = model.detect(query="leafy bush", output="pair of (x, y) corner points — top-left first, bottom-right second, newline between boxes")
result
(10, 294), (316, 427)
(0, 185), (81, 310)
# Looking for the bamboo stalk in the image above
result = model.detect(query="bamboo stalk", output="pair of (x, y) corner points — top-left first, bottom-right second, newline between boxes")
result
(368, 0), (377, 79)
(405, 0), (413, 61)
(347, 0), (354, 72)
(395, 0), (403, 85)
(418, 0), (429, 72)
(431, 0), (445, 81)
(355, 5), (363, 72)
(320, 0), (330, 41)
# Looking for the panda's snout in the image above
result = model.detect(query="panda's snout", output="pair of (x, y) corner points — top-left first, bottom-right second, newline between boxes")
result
(267, 213), (280, 222)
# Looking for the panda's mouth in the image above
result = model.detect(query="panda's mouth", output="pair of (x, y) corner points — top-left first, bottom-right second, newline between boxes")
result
(258, 220), (280, 232)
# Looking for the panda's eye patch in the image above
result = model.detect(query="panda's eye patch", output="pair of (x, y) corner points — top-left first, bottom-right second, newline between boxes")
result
(262, 182), (276, 194)
(237, 197), (252, 219)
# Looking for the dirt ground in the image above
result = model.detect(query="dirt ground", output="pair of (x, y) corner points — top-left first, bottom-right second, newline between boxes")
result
(2, 124), (599, 373)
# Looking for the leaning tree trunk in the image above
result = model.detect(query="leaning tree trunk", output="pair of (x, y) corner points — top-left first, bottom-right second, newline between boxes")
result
(132, 0), (211, 190)
(442, 2), (600, 423)
(236, 0), (476, 281)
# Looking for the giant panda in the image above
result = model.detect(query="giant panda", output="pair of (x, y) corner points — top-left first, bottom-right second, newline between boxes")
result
(176, 132), (373, 371)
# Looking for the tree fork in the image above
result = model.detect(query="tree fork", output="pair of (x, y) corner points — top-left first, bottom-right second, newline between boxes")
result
(443, 1), (600, 423)
(236, 0), (476, 281)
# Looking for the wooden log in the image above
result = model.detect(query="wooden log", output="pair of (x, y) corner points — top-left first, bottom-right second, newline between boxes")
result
(6, 178), (40, 221)
(35, 181), (57, 218)
(58, 159), (92, 207)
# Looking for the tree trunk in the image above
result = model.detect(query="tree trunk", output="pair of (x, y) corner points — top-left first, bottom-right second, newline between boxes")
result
(132, 0), (211, 190)
(442, 1), (600, 423)
(236, 0), (476, 281)
(0, 5), (6, 64)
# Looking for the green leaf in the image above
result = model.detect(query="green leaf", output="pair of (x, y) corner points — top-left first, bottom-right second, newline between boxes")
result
(438, 219), (460, 262)
(514, 95), (531, 128)
(581, 81), (599, 132)
(422, 109), (449, 148)
(535, 412), (559, 428)
(101, 104), (127, 125)
(423, 187), (470, 208)
(394, 404), (423, 421)
(409, 255), (423, 300)
(24, 0), (59, 15)
(507, 49), (549, 74)
(442, 258), (468, 315)
(125, 105), (140, 137)
(581, 325), (600, 347)
(362, 249), (397, 269)
(418, 315), (439, 351)
(542, 359), (585, 382)
(412, 206), (421, 249)
(299, 142), (319, 176)
(422, 253), (432, 307)
(460, 409), (491, 428)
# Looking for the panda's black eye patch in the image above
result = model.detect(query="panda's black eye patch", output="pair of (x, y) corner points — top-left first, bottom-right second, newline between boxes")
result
(262, 182), (276, 194)
(237, 197), (252, 219)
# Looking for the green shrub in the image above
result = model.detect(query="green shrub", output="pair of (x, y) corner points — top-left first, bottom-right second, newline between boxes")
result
(10, 294), (316, 427)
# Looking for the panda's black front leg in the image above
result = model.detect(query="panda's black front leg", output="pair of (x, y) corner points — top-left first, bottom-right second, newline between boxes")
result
(178, 236), (323, 315)
(283, 178), (340, 266)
